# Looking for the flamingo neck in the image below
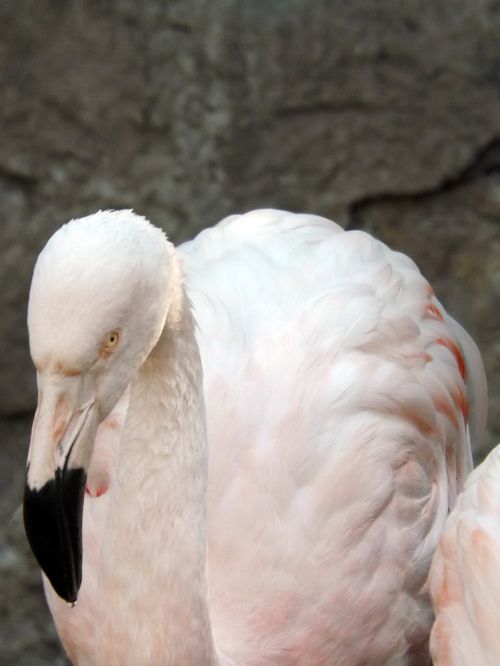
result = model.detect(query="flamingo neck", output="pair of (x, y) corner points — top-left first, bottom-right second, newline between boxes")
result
(97, 275), (218, 665)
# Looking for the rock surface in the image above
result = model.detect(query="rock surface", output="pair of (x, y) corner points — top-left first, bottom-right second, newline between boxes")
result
(1, 0), (499, 434)
(1, 1), (499, 663)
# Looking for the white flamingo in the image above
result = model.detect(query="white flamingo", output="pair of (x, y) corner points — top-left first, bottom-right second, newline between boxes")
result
(23, 209), (487, 665)
(429, 444), (500, 666)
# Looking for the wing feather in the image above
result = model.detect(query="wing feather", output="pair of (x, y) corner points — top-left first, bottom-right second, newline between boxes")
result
(430, 446), (500, 666)
(179, 209), (484, 663)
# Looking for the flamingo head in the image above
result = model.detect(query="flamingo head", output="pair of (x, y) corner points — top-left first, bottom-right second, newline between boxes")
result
(23, 210), (174, 602)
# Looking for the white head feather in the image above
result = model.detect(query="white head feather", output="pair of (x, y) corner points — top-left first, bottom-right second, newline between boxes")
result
(28, 210), (174, 418)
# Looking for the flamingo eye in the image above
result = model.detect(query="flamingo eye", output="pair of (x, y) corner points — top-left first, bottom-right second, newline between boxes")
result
(103, 331), (120, 352)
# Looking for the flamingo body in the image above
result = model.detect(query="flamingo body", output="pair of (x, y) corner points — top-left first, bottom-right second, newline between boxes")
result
(429, 445), (500, 666)
(26, 209), (486, 665)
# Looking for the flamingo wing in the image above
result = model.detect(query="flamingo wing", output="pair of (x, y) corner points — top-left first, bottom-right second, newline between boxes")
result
(179, 209), (486, 664)
(429, 446), (500, 666)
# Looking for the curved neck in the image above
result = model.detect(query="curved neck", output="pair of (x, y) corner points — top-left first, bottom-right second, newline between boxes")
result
(96, 276), (217, 665)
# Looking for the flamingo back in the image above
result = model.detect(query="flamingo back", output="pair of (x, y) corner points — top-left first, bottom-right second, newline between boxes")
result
(178, 209), (486, 664)
(429, 446), (500, 666)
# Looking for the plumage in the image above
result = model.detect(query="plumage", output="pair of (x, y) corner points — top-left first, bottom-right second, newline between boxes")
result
(23, 209), (486, 665)
(429, 444), (500, 666)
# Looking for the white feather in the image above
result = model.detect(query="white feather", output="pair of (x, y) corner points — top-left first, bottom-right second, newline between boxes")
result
(429, 445), (500, 666)
(27, 209), (486, 665)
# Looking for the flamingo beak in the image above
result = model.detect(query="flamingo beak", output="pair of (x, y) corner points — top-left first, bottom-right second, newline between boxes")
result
(23, 375), (98, 603)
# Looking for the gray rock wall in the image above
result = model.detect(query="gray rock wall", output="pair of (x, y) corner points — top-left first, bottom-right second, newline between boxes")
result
(1, 0), (499, 442)
(0, 2), (499, 661)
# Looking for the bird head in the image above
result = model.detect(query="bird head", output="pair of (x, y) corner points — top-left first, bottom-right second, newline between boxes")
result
(23, 210), (173, 603)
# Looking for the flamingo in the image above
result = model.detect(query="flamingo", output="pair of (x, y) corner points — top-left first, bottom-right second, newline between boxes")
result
(23, 208), (487, 665)
(429, 444), (500, 666)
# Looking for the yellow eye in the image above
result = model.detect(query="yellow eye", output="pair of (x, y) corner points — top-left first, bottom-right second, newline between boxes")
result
(102, 330), (120, 354)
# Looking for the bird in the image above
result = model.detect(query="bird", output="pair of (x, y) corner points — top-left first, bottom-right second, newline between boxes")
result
(429, 443), (500, 666)
(23, 208), (487, 665)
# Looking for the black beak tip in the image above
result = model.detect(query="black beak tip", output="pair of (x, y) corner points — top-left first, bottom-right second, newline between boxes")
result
(23, 467), (86, 603)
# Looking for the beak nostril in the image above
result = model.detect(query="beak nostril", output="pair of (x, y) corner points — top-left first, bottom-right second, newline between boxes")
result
(53, 396), (70, 447)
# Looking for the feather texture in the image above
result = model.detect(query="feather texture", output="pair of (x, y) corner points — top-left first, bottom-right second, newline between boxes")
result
(34, 209), (485, 665)
(429, 445), (500, 666)
(181, 209), (482, 663)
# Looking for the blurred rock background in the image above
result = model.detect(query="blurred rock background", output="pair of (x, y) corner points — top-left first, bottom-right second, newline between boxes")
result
(1, 0), (499, 663)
